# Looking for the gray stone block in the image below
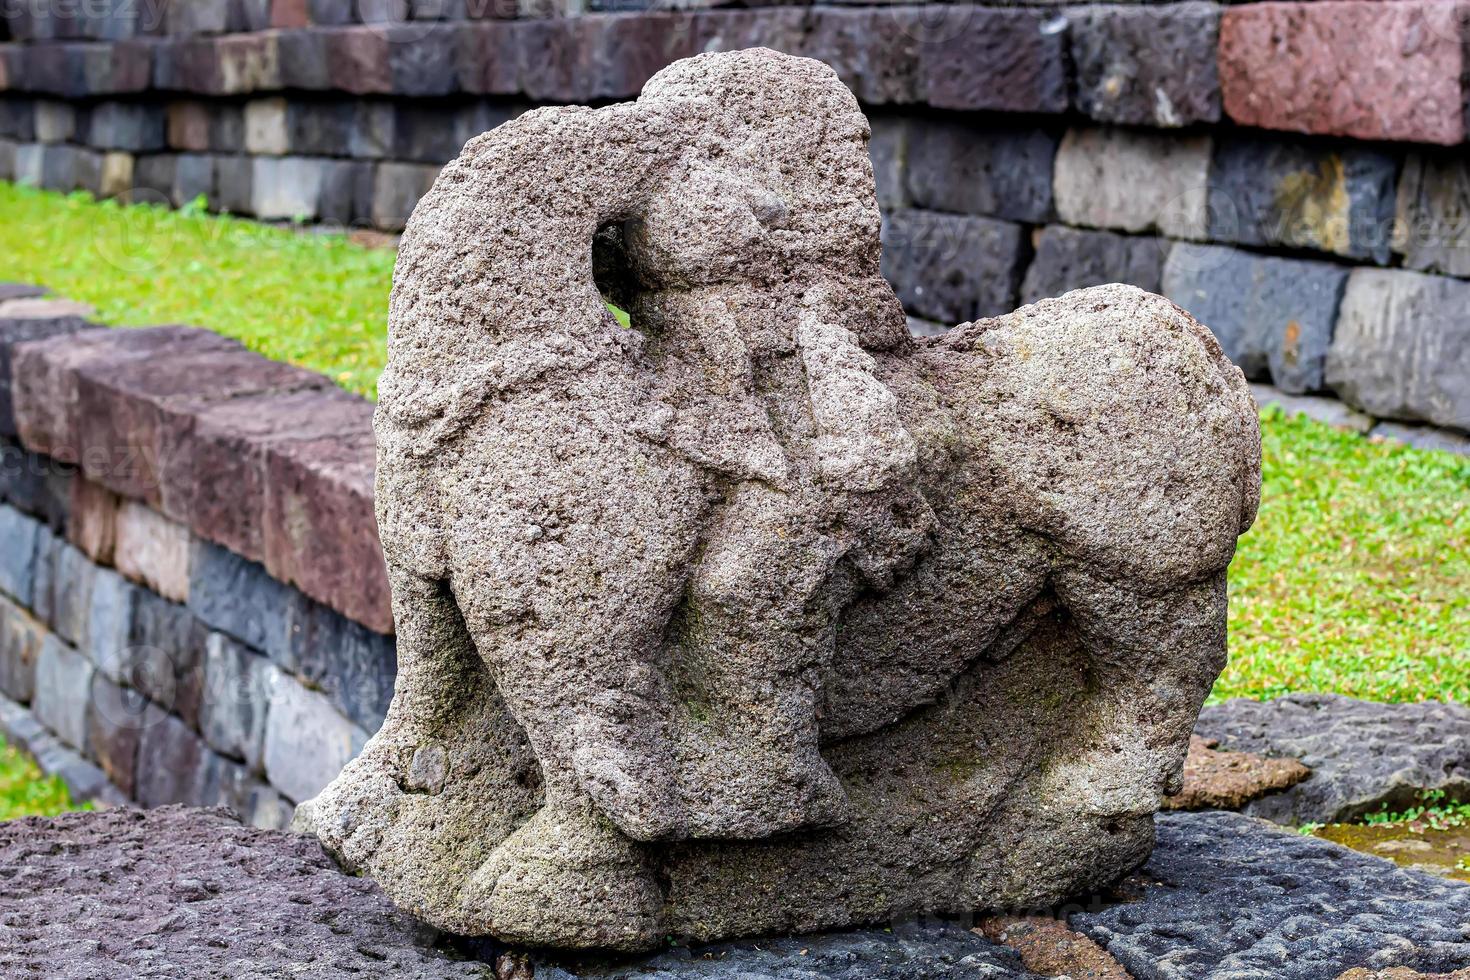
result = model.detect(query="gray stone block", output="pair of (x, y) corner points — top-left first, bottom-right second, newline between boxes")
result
(85, 673), (147, 796)
(1208, 135), (1398, 263)
(84, 101), (166, 151)
(135, 702), (208, 807)
(308, 0), (356, 27)
(278, 30), (332, 90)
(1327, 268), (1470, 431)
(72, 148), (104, 196)
(48, 542), (94, 646)
(263, 670), (368, 803)
(14, 143), (44, 187)
(1020, 225), (1168, 307)
(390, 103), (470, 163)
(199, 631), (271, 771)
(1163, 243), (1348, 394)
(1249, 384), (1375, 434)
(0, 99), (36, 141)
(370, 161), (440, 231)
(250, 156), (325, 221)
(867, 115), (907, 213)
(386, 22), (459, 97)
(209, 104), (247, 154)
(879, 209), (1025, 325)
(244, 98), (289, 156)
(187, 540), (290, 656)
(0, 504), (40, 606)
(904, 120), (1056, 224)
(1197, 694), (1470, 826)
(1370, 421), (1470, 456)
(1072, 810), (1470, 980)
(1393, 151), (1470, 279)
(84, 567), (139, 685)
(0, 139), (14, 182)
(174, 153), (216, 207)
(348, 101), (396, 159)
(317, 159), (375, 227)
(128, 589), (209, 730)
(166, 0), (232, 36)
(285, 100), (356, 157)
(1054, 127), (1211, 240)
(0, 594), (44, 704)
(33, 101), (76, 143)
(214, 155), (254, 215)
(33, 634), (94, 751)
(38, 143), (82, 193)
(284, 593), (396, 732)
(132, 154), (178, 206)
(1067, 3), (1221, 128)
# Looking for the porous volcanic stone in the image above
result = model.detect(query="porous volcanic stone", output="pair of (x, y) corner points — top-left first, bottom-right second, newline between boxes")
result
(903, 119), (1057, 224)
(1021, 225), (1166, 306)
(1219, 0), (1470, 146)
(880, 208), (1026, 323)
(1207, 134), (1398, 263)
(1067, 2), (1221, 128)
(0, 298), (94, 438)
(299, 49), (1260, 953)
(1162, 243), (1348, 395)
(1071, 811), (1470, 980)
(1326, 269), (1470, 432)
(913, 7), (1068, 114)
(1395, 152), (1470, 279)
(0, 806), (492, 978)
(1162, 734), (1310, 812)
(1195, 694), (1470, 825)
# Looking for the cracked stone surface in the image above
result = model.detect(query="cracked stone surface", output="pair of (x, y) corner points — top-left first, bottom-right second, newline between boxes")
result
(1195, 695), (1470, 825)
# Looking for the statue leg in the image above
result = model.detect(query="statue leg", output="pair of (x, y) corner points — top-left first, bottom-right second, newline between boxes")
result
(1036, 567), (1229, 817)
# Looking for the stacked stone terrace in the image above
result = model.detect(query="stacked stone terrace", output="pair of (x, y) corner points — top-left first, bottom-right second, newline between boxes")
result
(0, 287), (390, 820)
(2, 1), (1469, 445)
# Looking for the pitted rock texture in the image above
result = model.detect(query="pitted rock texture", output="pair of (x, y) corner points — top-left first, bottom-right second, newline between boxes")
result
(1196, 694), (1470, 825)
(1071, 812), (1470, 980)
(556, 924), (1042, 979)
(298, 48), (1261, 952)
(0, 806), (490, 979)
(1162, 734), (1310, 811)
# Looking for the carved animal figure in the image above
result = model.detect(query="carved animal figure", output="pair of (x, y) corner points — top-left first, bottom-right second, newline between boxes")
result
(296, 48), (1261, 952)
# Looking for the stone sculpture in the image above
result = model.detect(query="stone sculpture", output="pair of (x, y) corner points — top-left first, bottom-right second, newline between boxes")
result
(296, 48), (1262, 952)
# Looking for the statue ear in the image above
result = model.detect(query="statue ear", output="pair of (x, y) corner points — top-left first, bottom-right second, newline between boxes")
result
(377, 104), (672, 455)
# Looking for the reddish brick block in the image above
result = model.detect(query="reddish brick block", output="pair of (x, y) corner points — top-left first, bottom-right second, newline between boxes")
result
(262, 425), (392, 635)
(324, 27), (393, 94)
(180, 387), (373, 564)
(0, 301), (94, 438)
(73, 342), (328, 510)
(914, 7), (1068, 114)
(1220, 1), (1470, 146)
(271, 0), (311, 29)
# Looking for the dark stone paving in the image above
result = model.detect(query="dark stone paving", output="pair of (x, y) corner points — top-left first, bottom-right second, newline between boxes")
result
(1196, 694), (1470, 825)
(1072, 811), (1470, 980)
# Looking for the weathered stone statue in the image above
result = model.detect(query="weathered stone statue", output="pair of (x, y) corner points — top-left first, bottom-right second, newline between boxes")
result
(296, 48), (1261, 952)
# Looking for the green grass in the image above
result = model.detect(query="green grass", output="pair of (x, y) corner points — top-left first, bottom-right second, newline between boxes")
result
(2, 184), (1467, 705)
(0, 736), (86, 820)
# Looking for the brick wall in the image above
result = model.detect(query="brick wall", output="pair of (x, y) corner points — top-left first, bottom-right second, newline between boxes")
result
(0, 290), (391, 820)
(4, 1), (1469, 443)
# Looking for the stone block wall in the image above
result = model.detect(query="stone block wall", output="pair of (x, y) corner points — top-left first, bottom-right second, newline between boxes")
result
(0, 291), (391, 821)
(3, 1), (1468, 442)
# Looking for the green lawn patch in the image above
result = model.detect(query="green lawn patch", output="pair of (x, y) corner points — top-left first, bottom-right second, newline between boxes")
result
(2, 184), (1466, 705)
(0, 736), (86, 821)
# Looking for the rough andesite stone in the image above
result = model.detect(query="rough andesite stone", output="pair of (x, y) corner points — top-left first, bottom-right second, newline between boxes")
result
(1207, 134), (1398, 264)
(84, 100), (165, 151)
(1219, 0), (1470, 146)
(187, 539), (291, 655)
(1394, 153), (1470, 280)
(251, 154), (326, 220)
(881, 208), (1026, 325)
(0, 806), (492, 978)
(265, 671), (369, 803)
(85, 672), (146, 796)
(199, 631), (273, 772)
(1053, 127), (1210, 241)
(297, 49), (1261, 953)
(1195, 694), (1470, 826)
(1162, 243), (1349, 395)
(32, 634), (93, 751)
(912, 7), (1069, 114)
(0, 593), (44, 704)
(902, 120), (1057, 225)
(1020, 225), (1167, 307)
(1326, 269), (1470, 433)
(1070, 812), (1470, 980)
(1162, 734), (1311, 812)
(113, 499), (192, 603)
(1067, 3), (1221, 128)
(0, 294), (94, 439)
(0, 503), (40, 606)
(128, 588), (209, 729)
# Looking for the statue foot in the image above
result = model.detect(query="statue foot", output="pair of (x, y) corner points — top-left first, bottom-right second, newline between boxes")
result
(678, 739), (853, 839)
(468, 800), (666, 952)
